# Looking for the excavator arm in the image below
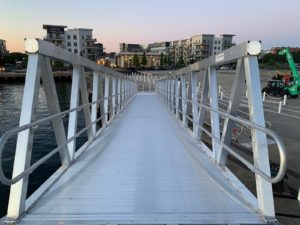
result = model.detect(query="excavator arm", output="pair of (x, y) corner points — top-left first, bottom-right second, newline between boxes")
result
(278, 48), (300, 82)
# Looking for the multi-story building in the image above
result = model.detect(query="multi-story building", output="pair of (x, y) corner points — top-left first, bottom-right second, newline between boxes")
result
(170, 34), (235, 64)
(220, 34), (235, 50)
(147, 42), (170, 55)
(115, 52), (160, 68)
(213, 36), (223, 55)
(0, 39), (8, 56)
(43, 25), (67, 48)
(43, 25), (103, 61)
(120, 43), (144, 53)
(190, 34), (215, 62)
(65, 28), (99, 60)
(115, 34), (235, 68)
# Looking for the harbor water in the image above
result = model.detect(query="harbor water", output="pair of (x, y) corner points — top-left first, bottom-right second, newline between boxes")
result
(0, 80), (87, 217)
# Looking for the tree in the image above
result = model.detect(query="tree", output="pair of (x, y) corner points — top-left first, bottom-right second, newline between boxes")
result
(160, 52), (165, 67)
(2, 52), (28, 66)
(164, 54), (171, 65)
(133, 54), (140, 68)
(141, 51), (147, 66)
(178, 54), (185, 67)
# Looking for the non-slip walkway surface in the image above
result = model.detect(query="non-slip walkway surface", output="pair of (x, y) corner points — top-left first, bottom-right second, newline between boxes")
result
(19, 93), (263, 225)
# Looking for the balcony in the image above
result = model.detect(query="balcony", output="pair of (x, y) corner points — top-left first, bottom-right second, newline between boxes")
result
(44, 37), (64, 41)
(86, 38), (97, 42)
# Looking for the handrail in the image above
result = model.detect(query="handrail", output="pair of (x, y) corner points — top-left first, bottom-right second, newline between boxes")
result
(0, 89), (136, 186)
(25, 38), (133, 80)
(156, 86), (287, 184)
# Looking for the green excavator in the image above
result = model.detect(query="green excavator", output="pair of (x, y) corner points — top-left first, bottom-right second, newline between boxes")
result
(262, 48), (300, 98)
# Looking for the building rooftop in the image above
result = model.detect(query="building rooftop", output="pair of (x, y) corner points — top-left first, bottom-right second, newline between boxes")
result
(43, 25), (67, 29)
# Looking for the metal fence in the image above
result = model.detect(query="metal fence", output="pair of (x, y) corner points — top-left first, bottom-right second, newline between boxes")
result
(0, 39), (137, 222)
(155, 41), (287, 221)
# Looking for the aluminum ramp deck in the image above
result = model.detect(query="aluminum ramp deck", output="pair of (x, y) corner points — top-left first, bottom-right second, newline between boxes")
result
(18, 93), (263, 225)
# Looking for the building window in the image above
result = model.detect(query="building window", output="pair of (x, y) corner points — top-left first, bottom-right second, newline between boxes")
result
(73, 35), (77, 40)
(74, 49), (78, 54)
(67, 35), (70, 40)
(68, 49), (71, 52)
(74, 42), (77, 47)
(67, 42), (71, 47)
(82, 36), (84, 40)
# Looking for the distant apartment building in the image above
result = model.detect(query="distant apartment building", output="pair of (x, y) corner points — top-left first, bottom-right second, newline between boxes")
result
(147, 34), (235, 65)
(115, 52), (160, 68)
(43, 25), (67, 48)
(115, 34), (235, 68)
(65, 28), (99, 60)
(43, 25), (103, 61)
(0, 39), (9, 56)
(147, 42), (170, 55)
(120, 43), (144, 53)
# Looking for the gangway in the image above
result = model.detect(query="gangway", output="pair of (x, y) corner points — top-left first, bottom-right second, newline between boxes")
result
(0, 39), (287, 224)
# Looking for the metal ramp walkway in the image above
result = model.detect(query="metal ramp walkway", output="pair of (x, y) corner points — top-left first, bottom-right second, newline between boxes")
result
(17, 93), (262, 224)
(0, 39), (287, 224)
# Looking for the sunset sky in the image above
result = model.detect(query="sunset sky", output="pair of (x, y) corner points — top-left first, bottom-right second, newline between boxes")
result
(1, 0), (299, 53)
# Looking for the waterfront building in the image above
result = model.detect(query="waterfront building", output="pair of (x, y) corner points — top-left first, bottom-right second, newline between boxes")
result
(97, 52), (116, 68)
(65, 28), (99, 60)
(115, 52), (160, 68)
(115, 34), (235, 68)
(147, 42), (171, 55)
(43, 25), (67, 48)
(169, 34), (235, 64)
(43, 25), (103, 61)
(120, 43), (144, 53)
(0, 39), (9, 56)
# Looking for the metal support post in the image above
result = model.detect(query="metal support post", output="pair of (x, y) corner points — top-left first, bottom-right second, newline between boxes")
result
(217, 59), (245, 165)
(181, 76), (188, 127)
(170, 79), (174, 112)
(104, 74), (110, 122)
(208, 66), (221, 160)
(41, 56), (70, 165)
(79, 68), (93, 143)
(190, 72), (199, 137)
(67, 65), (81, 160)
(175, 78), (180, 119)
(244, 55), (275, 219)
(7, 54), (42, 220)
(117, 79), (122, 113)
(112, 77), (116, 118)
(91, 72), (100, 136)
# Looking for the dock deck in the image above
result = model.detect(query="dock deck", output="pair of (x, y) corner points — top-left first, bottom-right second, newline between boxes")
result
(18, 94), (263, 225)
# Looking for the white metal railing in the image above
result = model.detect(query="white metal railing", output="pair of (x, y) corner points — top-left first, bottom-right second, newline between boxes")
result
(0, 38), (137, 222)
(155, 41), (287, 222)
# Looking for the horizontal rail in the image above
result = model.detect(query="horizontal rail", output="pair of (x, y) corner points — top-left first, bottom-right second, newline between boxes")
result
(0, 89), (136, 186)
(156, 86), (287, 184)
(25, 38), (133, 80)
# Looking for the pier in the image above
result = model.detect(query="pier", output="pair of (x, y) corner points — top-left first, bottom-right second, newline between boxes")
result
(0, 39), (287, 224)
